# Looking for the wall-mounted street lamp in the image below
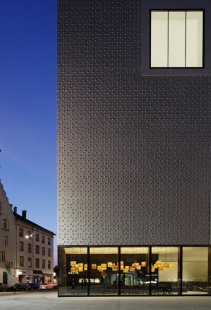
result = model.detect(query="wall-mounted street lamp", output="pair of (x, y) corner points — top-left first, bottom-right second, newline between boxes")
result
(25, 234), (33, 239)
(24, 231), (34, 282)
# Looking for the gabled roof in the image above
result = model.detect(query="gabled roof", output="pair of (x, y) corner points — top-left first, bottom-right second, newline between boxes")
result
(14, 212), (56, 236)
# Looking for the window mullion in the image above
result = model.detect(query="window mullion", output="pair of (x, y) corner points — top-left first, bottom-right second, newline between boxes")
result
(167, 10), (169, 67)
(185, 11), (187, 67)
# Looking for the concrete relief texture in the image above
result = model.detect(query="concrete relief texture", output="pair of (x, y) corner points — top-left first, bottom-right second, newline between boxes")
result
(57, 0), (211, 246)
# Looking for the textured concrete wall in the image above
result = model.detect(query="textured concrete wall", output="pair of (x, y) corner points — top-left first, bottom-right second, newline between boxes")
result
(58, 0), (211, 246)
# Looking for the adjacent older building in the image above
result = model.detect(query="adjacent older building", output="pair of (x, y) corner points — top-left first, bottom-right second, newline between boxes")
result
(0, 182), (16, 286)
(14, 209), (55, 285)
(58, 0), (211, 296)
(0, 180), (55, 287)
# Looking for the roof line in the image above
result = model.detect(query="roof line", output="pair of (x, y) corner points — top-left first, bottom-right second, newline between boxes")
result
(14, 213), (56, 236)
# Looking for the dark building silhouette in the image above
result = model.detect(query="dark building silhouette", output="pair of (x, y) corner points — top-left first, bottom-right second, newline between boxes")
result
(58, 0), (211, 296)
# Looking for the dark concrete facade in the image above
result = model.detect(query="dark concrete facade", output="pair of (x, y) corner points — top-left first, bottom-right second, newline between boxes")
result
(58, 0), (211, 246)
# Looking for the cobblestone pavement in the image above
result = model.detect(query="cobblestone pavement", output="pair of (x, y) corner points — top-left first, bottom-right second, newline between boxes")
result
(0, 291), (211, 310)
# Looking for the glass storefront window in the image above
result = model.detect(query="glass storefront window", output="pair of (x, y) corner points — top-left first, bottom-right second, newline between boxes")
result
(58, 246), (211, 296)
(58, 247), (88, 296)
(151, 247), (179, 295)
(120, 247), (149, 295)
(182, 247), (208, 295)
(89, 247), (119, 295)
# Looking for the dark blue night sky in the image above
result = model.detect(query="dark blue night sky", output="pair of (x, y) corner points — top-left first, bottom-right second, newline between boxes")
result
(0, 0), (57, 255)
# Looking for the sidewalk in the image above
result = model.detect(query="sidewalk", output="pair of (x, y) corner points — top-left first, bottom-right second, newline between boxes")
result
(0, 290), (51, 296)
(1, 292), (211, 310)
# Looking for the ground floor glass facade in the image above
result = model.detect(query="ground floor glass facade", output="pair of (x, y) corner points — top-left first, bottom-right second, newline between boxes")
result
(58, 246), (211, 296)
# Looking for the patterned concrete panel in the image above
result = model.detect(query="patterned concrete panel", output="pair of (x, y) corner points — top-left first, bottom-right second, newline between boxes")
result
(58, 0), (211, 245)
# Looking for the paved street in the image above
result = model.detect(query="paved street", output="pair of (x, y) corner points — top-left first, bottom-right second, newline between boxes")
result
(0, 292), (211, 310)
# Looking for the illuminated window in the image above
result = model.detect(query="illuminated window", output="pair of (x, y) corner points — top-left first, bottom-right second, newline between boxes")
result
(28, 257), (32, 267)
(151, 247), (180, 295)
(182, 247), (208, 295)
(151, 10), (203, 68)
(120, 247), (149, 296)
(89, 247), (119, 296)
(27, 231), (32, 240)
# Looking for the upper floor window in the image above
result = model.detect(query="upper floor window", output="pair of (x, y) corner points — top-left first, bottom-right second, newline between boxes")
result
(19, 241), (24, 251)
(28, 257), (32, 268)
(150, 10), (203, 68)
(19, 227), (24, 237)
(35, 245), (40, 255)
(48, 237), (51, 245)
(20, 256), (24, 267)
(48, 260), (51, 269)
(42, 247), (45, 256)
(26, 231), (32, 240)
(35, 233), (39, 242)
(28, 243), (32, 253)
(35, 258), (40, 268)
(48, 248), (51, 257)
(42, 235), (45, 244)
(3, 236), (8, 247)
(3, 219), (9, 230)
(0, 251), (6, 262)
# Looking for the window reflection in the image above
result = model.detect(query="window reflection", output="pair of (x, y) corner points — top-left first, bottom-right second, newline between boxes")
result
(183, 247), (208, 295)
(89, 247), (119, 295)
(120, 247), (149, 295)
(58, 247), (88, 296)
(58, 246), (211, 296)
(151, 247), (179, 295)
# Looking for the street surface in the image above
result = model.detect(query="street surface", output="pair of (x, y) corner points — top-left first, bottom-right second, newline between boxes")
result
(0, 291), (211, 310)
